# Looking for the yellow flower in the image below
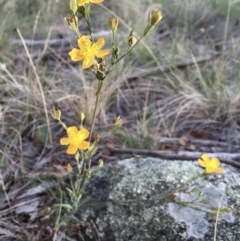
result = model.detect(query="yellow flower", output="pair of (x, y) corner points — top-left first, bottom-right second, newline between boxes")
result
(60, 126), (90, 154)
(77, 0), (103, 7)
(198, 153), (224, 174)
(69, 35), (109, 69)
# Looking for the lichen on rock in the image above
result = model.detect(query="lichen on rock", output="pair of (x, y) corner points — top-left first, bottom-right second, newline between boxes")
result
(80, 157), (240, 241)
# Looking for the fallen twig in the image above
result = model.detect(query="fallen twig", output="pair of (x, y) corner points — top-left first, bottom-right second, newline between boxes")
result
(158, 137), (240, 150)
(107, 146), (240, 168)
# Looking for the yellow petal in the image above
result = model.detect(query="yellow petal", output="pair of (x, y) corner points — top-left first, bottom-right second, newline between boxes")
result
(78, 128), (90, 140)
(77, 0), (103, 5)
(82, 55), (95, 69)
(210, 157), (220, 168)
(215, 168), (224, 174)
(198, 159), (207, 167)
(206, 166), (215, 173)
(60, 137), (70, 145)
(90, 0), (104, 3)
(78, 141), (90, 150)
(95, 37), (105, 49)
(69, 48), (84, 61)
(67, 144), (78, 154)
(77, 0), (88, 6)
(78, 35), (91, 50)
(67, 126), (79, 137)
(96, 49), (110, 58)
(201, 153), (210, 163)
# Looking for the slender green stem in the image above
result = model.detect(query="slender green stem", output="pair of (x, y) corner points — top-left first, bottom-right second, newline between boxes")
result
(86, 18), (93, 41)
(89, 36), (144, 140)
(69, 173), (75, 195)
(76, 28), (81, 38)
(59, 120), (68, 130)
(112, 31), (115, 48)
(54, 186), (63, 231)
(108, 36), (144, 72)
(89, 80), (103, 141)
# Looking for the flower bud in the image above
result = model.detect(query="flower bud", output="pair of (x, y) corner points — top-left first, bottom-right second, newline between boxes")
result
(95, 59), (107, 81)
(111, 47), (120, 65)
(80, 111), (85, 122)
(144, 8), (162, 36)
(51, 106), (61, 121)
(115, 116), (123, 127)
(109, 17), (119, 33)
(99, 59), (106, 72)
(150, 8), (162, 26)
(96, 70), (106, 81)
(64, 14), (78, 33)
(128, 31), (137, 47)
(69, 0), (78, 15)
(94, 133), (100, 142)
(113, 47), (120, 59)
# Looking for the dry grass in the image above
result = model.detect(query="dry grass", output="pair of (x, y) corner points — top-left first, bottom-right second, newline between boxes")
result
(0, 0), (240, 239)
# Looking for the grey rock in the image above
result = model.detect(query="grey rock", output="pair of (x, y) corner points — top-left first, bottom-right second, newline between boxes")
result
(80, 157), (240, 241)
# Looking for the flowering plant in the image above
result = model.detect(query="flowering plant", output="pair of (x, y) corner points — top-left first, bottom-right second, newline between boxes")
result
(50, 0), (162, 234)
(49, 0), (227, 237)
